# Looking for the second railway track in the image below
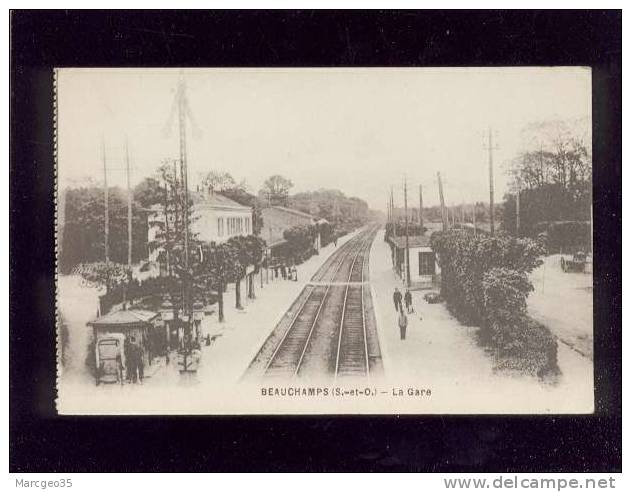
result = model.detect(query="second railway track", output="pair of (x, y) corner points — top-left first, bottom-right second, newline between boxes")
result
(244, 226), (383, 380)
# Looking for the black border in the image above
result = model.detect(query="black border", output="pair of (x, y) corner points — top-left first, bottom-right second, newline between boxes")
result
(10, 10), (622, 472)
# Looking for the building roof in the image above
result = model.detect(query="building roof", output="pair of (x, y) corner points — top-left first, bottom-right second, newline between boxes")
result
(390, 235), (432, 249)
(261, 206), (327, 246)
(88, 308), (159, 327)
(265, 206), (319, 221)
(191, 191), (251, 211)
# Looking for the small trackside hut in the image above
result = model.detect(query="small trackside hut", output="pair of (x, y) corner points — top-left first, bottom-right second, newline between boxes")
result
(389, 235), (440, 290)
(87, 308), (159, 385)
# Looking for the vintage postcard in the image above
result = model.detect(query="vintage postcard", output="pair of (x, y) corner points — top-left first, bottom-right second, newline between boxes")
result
(55, 67), (593, 414)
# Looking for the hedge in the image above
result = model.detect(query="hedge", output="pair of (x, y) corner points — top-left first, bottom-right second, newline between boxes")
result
(431, 230), (559, 378)
(535, 221), (591, 253)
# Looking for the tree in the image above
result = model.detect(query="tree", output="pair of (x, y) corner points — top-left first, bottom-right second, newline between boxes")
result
(201, 170), (237, 192)
(225, 236), (246, 310)
(134, 177), (163, 208)
(241, 235), (266, 299)
(283, 225), (317, 263)
(288, 189), (372, 231)
(259, 174), (293, 206)
(147, 161), (198, 275)
(504, 118), (592, 236)
(198, 242), (237, 322)
(60, 186), (149, 273)
(73, 261), (131, 294)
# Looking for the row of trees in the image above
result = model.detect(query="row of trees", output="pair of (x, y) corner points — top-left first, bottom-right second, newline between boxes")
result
(502, 119), (592, 240)
(288, 189), (373, 232)
(59, 186), (149, 273)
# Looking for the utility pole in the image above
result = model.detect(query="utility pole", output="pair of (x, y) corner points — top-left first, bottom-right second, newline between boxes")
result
(102, 140), (109, 265)
(163, 179), (171, 276)
(404, 176), (410, 288)
(486, 127), (498, 235)
(515, 190), (520, 237)
(419, 184), (424, 232)
(177, 80), (190, 271)
(125, 138), (133, 268)
(391, 187), (396, 238)
(437, 172), (447, 232)
(172, 159), (179, 238)
(267, 226), (272, 284)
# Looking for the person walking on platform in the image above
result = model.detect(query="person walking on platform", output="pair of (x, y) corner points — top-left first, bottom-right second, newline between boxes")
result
(281, 263), (287, 280)
(393, 287), (403, 313)
(404, 289), (413, 314)
(398, 311), (408, 340)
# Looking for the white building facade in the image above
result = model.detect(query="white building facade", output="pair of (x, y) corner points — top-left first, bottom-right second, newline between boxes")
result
(148, 191), (253, 265)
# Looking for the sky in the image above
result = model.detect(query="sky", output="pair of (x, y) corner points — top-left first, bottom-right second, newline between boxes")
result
(57, 67), (591, 210)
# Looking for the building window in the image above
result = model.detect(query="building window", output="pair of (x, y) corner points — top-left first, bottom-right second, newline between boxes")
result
(418, 251), (436, 275)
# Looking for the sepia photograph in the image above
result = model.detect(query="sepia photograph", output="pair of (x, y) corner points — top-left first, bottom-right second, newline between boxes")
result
(55, 67), (594, 415)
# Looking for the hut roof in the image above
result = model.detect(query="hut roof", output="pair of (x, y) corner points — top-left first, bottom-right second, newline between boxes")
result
(88, 308), (158, 327)
(390, 235), (432, 249)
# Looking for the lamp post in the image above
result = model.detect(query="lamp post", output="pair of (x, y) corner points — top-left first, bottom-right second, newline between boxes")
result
(160, 297), (174, 362)
(192, 299), (205, 343)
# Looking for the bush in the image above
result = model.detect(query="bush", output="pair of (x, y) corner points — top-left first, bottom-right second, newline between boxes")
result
(543, 221), (591, 253)
(487, 316), (558, 377)
(283, 225), (317, 263)
(431, 230), (558, 377)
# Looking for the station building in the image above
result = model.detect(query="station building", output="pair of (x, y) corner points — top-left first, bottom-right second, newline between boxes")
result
(147, 190), (253, 267)
(389, 235), (441, 290)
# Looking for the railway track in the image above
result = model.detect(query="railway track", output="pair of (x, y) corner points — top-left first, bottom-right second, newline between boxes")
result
(244, 226), (382, 380)
(334, 236), (370, 378)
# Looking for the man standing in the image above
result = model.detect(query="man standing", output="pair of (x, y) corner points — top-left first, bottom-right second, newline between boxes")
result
(393, 287), (403, 313)
(124, 336), (132, 382)
(126, 336), (137, 383)
(136, 341), (144, 383)
(398, 311), (408, 340)
(404, 289), (413, 314)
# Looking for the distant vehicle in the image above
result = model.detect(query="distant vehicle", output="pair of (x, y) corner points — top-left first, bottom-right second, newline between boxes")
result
(423, 291), (443, 304)
(560, 251), (587, 273)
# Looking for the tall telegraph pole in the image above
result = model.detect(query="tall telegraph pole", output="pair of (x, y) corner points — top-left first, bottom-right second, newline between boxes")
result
(515, 190), (520, 237)
(437, 172), (447, 232)
(125, 139), (133, 268)
(486, 127), (497, 235)
(404, 176), (410, 287)
(390, 187), (396, 238)
(419, 184), (424, 232)
(102, 140), (109, 265)
(177, 80), (190, 271)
